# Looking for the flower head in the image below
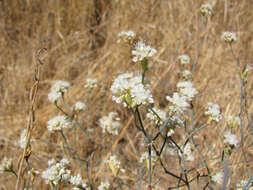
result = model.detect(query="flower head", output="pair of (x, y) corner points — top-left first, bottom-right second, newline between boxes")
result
(99, 112), (121, 135)
(98, 181), (110, 190)
(182, 70), (192, 79)
(47, 115), (71, 132)
(111, 73), (153, 108)
(117, 30), (136, 43)
(84, 78), (97, 89)
(224, 131), (238, 147)
(177, 81), (198, 101)
(212, 172), (224, 185)
(48, 81), (70, 103)
(73, 101), (86, 112)
(166, 93), (189, 114)
(132, 41), (157, 63)
(236, 180), (253, 190)
(222, 32), (237, 43)
(200, 3), (212, 16)
(105, 155), (125, 176)
(178, 54), (190, 65)
(205, 102), (222, 122)
(146, 107), (167, 125)
(69, 174), (87, 189)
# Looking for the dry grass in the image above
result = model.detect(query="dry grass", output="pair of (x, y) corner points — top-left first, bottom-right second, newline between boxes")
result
(0, 0), (253, 189)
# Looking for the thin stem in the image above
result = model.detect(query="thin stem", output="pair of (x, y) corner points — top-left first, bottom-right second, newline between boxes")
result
(148, 145), (152, 190)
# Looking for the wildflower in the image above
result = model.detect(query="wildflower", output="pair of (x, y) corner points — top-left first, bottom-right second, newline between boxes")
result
(146, 107), (167, 125)
(132, 41), (157, 63)
(170, 115), (184, 128)
(42, 158), (71, 186)
(224, 131), (238, 147)
(0, 157), (13, 173)
(236, 180), (253, 190)
(84, 78), (97, 89)
(200, 3), (212, 16)
(166, 93), (189, 114)
(105, 155), (125, 176)
(205, 102), (222, 122)
(73, 101), (86, 112)
(98, 181), (110, 190)
(117, 30), (136, 43)
(182, 70), (192, 79)
(69, 174), (87, 189)
(99, 112), (121, 135)
(48, 81), (70, 103)
(111, 73), (153, 108)
(167, 129), (175, 137)
(222, 32), (237, 43)
(178, 54), (190, 65)
(47, 115), (71, 132)
(177, 81), (198, 101)
(179, 143), (194, 161)
(211, 172), (224, 185)
(227, 115), (240, 128)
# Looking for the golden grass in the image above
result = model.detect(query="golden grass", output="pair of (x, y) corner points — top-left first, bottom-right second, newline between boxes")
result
(0, 0), (253, 189)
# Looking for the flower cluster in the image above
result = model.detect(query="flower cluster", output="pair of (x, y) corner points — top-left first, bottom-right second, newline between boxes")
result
(105, 155), (125, 176)
(177, 81), (198, 101)
(178, 54), (190, 65)
(69, 173), (87, 189)
(182, 69), (192, 79)
(222, 32), (237, 43)
(117, 30), (136, 43)
(166, 93), (189, 114)
(0, 157), (13, 173)
(99, 112), (121, 135)
(236, 180), (253, 190)
(224, 131), (238, 147)
(111, 73), (153, 108)
(73, 101), (86, 112)
(47, 115), (71, 132)
(211, 172), (224, 185)
(205, 102), (222, 122)
(146, 107), (167, 125)
(84, 78), (97, 89)
(132, 41), (157, 63)
(48, 81), (70, 103)
(42, 158), (71, 186)
(98, 181), (110, 190)
(200, 3), (212, 16)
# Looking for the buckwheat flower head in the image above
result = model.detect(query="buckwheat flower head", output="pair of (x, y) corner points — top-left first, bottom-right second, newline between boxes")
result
(205, 102), (222, 122)
(98, 181), (110, 190)
(99, 112), (121, 135)
(47, 115), (71, 132)
(146, 107), (167, 125)
(117, 30), (136, 43)
(200, 3), (212, 16)
(178, 54), (190, 65)
(170, 115), (184, 128)
(222, 32), (237, 43)
(48, 81), (70, 103)
(84, 78), (97, 89)
(182, 70), (192, 79)
(211, 172), (224, 185)
(69, 174), (87, 189)
(111, 73), (153, 108)
(132, 41), (157, 62)
(42, 158), (71, 186)
(224, 131), (238, 147)
(166, 93), (189, 114)
(236, 180), (253, 190)
(0, 157), (13, 173)
(177, 81), (198, 101)
(73, 101), (86, 112)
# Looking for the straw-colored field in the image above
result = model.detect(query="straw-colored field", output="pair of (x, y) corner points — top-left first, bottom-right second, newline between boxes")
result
(0, 0), (253, 189)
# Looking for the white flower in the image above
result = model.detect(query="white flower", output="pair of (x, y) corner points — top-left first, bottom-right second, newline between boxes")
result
(177, 81), (198, 101)
(179, 143), (194, 161)
(224, 131), (238, 147)
(105, 155), (121, 169)
(205, 102), (222, 122)
(17, 129), (35, 149)
(84, 78), (97, 89)
(132, 41), (157, 62)
(167, 129), (175, 137)
(146, 107), (167, 125)
(0, 157), (13, 172)
(98, 181), (110, 190)
(42, 158), (71, 186)
(70, 174), (87, 188)
(182, 70), (192, 79)
(48, 81), (70, 103)
(117, 30), (136, 42)
(47, 115), (71, 132)
(212, 172), (224, 185)
(178, 54), (190, 65)
(236, 180), (253, 190)
(111, 73), (153, 108)
(166, 93), (189, 114)
(99, 112), (121, 135)
(222, 32), (237, 43)
(200, 3), (212, 16)
(73, 101), (86, 112)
